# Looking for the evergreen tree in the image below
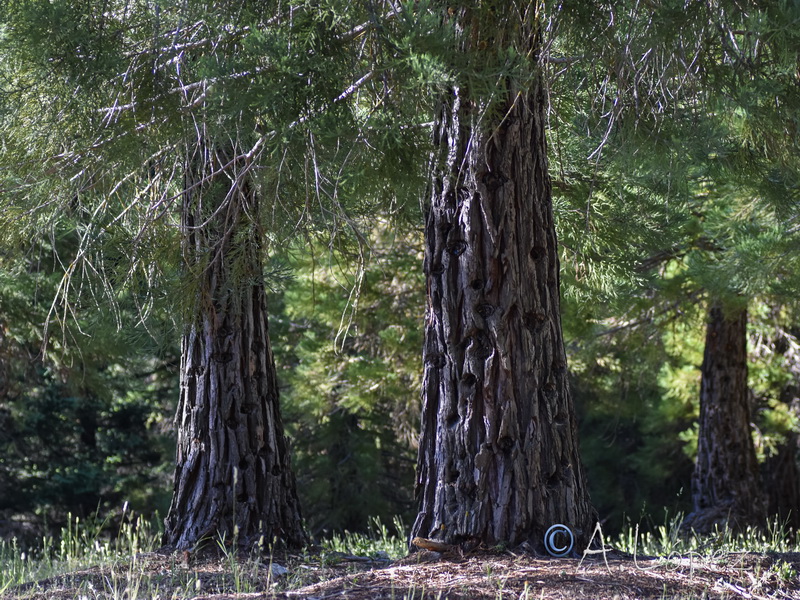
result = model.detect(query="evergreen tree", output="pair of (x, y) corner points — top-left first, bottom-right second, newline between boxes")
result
(0, 231), (176, 536)
(411, 1), (596, 550)
(0, 0), (437, 549)
(550, 0), (800, 532)
(271, 227), (424, 535)
(683, 304), (766, 532)
(161, 138), (306, 549)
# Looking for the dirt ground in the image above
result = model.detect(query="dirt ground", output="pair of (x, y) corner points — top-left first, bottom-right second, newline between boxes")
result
(7, 548), (800, 600)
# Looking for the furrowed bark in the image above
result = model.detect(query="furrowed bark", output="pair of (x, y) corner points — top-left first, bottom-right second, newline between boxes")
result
(684, 304), (766, 533)
(412, 10), (595, 551)
(163, 143), (306, 551)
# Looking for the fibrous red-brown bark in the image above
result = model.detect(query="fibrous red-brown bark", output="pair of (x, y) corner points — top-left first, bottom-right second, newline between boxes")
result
(411, 15), (595, 551)
(163, 143), (306, 551)
(683, 305), (766, 533)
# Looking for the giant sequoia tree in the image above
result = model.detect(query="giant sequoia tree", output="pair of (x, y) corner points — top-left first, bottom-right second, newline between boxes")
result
(411, 3), (596, 550)
(162, 141), (306, 549)
(0, 1), (429, 550)
(549, 0), (800, 531)
(683, 304), (766, 532)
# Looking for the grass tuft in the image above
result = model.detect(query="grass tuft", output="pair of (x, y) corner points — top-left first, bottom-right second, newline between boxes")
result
(322, 515), (408, 559)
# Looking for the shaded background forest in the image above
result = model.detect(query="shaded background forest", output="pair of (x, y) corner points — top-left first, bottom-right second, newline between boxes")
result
(1, 0), (800, 547)
(4, 188), (799, 544)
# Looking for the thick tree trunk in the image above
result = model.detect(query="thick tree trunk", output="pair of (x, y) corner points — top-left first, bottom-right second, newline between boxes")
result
(683, 305), (766, 533)
(163, 143), (306, 551)
(411, 21), (595, 550)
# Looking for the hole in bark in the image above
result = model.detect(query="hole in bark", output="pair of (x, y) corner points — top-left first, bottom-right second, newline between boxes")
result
(212, 351), (233, 363)
(459, 479), (476, 494)
(523, 311), (547, 331)
(470, 279), (484, 290)
(446, 413), (460, 429)
(546, 472), (561, 489)
(475, 303), (495, 318)
(461, 373), (477, 386)
(426, 353), (447, 368)
(481, 170), (508, 191)
(529, 246), (547, 261)
(431, 262), (445, 275)
(464, 332), (495, 360)
(498, 436), (514, 453)
(447, 240), (468, 257)
(475, 335), (494, 359)
(271, 465), (281, 476)
(237, 492), (248, 503)
(446, 464), (459, 482)
(238, 456), (249, 470)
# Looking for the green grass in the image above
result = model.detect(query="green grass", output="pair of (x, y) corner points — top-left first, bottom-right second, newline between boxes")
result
(321, 515), (408, 560)
(0, 510), (408, 599)
(2, 510), (799, 600)
(615, 511), (800, 557)
(0, 507), (162, 596)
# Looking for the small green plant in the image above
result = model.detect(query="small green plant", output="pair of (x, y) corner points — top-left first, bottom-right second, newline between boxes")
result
(322, 515), (407, 559)
(770, 559), (797, 582)
(0, 538), (35, 594)
(0, 505), (162, 598)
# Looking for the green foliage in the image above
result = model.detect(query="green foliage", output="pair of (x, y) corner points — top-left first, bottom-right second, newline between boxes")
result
(0, 508), (161, 593)
(0, 237), (176, 534)
(548, 0), (800, 532)
(272, 225), (424, 536)
(0, 0), (444, 331)
(0, 0), (799, 552)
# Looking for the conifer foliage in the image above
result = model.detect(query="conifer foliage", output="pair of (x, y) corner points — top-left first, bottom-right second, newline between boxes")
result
(550, 0), (800, 532)
(1, 0), (799, 548)
(0, 0), (438, 549)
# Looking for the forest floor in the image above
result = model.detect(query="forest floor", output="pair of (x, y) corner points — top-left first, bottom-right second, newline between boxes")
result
(6, 546), (800, 600)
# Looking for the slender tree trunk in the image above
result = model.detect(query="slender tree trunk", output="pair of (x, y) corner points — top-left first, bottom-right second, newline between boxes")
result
(762, 389), (800, 530)
(683, 304), (766, 533)
(411, 9), (595, 551)
(762, 430), (800, 530)
(163, 143), (306, 551)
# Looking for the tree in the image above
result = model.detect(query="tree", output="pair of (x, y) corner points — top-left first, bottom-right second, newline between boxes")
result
(411, 2), (596, 550)
(682, 304), (766, 532)
(549, 0), (800, 532)
(272, 228), (424, 535)
(0, 0), (442, 548)
(0, 237), (175, 535)
(161, 141), (306, 549)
